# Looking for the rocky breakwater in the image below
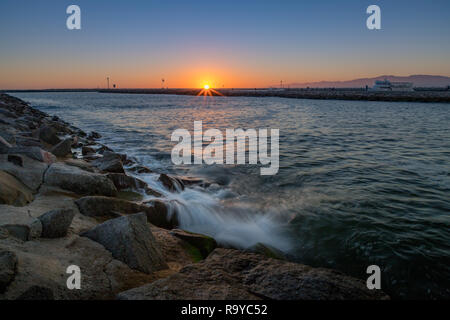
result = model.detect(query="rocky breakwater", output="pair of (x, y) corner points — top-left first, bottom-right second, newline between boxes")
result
(0, 93), (389, 300)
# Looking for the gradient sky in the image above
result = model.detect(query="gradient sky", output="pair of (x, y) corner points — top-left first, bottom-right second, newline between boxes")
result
(1, 0), (449, 89)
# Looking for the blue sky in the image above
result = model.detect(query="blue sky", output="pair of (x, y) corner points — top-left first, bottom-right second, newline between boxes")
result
(1, 0), (449, 88)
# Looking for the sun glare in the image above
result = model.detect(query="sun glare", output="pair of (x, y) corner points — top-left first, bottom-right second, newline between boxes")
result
(197, 83), (223, 97)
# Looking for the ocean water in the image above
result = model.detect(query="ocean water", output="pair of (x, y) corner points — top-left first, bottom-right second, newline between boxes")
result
(11, 92), (450, 299)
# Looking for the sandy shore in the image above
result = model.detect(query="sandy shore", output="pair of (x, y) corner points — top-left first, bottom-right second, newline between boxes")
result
(0, 93), (389, 300)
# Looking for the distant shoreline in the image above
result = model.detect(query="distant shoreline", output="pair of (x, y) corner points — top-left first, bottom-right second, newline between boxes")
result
(3, 88), (450, 103)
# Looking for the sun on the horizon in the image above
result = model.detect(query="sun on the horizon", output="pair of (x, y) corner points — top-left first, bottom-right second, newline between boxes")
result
(197, 83), (223, 97)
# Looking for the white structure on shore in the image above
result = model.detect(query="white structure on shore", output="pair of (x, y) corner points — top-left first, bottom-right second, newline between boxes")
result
(372, 79), (413, 92)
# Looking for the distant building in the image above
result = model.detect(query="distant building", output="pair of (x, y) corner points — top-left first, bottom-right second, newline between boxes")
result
(371, 79), (413, 92)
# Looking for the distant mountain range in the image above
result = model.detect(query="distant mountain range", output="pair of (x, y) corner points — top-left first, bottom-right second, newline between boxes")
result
(283, 75), (450, 88)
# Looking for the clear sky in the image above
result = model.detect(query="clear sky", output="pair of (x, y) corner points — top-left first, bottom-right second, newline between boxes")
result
(1, 0), (449, 89)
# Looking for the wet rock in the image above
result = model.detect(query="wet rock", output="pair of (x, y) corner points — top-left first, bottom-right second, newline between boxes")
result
(81, 146), (95, 155)
(82, 213), (168, 274)
(76, 129), (87, 137)
(117, 248), (390, 300)
(179, 177), (206, 186)
(88, 131), (102, 140)
(169, 229), (217, 259)
(96, 144), (113, 154)
(50, 138), (73, 157)
(107, 173), (147, 190)
(82, 154), (101, 161)
(106, 173), (162, 197)
(0, 154), (48, 192)
(70, 135), (79, 147)
(246, 243), (287, 260)
(0, 250), (17, 293)
(128, 165), (153, 174)
(16, 286), (54, 300)
(35, 125), (60, 145)
(92, 152), (125, 174)
(144, 199), (179, 229)
(44, 162), (117, 197)
(38, 208), (75, 238)
(0, 170), (34, 206)
(159, 173), (184, 192)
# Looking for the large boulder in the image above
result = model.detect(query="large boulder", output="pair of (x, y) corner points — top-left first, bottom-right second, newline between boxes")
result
(75, 196), (178, 229)
(35, 125), (60, 145)
(106, 173), (161, 197)
(0, 236), (157, 300)
(50, 138), (72, 158)
(0, 250), (17, 293)
(0, 205), (42, 241)
(0, 170), (34, 206)
(142, 199), (179, 229)
(75, 196), (146, 219)
(117, 248), (390, 300)
(159, 173), (184, 192)
(128, 165), (153, 174)
(44, 163), (117, 197)
(169, 229), (217, 259)
(15, 136), (43, 148)
(81, 146), (95, 155)
(63, 159), (96, 173)
(0, 154), (48, 192)
(38, 208), (75, 238)
(75, 196), (176, 228)
(1, 146), (56, 164)
(92, 152), (125, 174)
(81, 213), (168, 274)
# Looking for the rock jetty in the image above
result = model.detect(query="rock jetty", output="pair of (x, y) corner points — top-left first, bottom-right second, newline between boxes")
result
(0, 93), (389, 300)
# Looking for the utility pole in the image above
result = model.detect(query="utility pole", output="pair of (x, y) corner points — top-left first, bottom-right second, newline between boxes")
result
(107, 77), (110, 89)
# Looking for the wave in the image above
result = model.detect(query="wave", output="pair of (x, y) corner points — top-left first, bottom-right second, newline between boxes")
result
(137, 171), (293, 252)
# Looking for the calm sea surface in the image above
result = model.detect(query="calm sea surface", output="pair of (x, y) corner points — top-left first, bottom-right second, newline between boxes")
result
(11, 92), (450, 299)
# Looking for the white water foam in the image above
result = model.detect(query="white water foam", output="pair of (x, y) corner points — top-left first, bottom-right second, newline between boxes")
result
(136, 172), (292, 252)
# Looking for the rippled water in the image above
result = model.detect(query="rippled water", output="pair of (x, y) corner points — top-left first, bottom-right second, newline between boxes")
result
(11, 92), (450, 299)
